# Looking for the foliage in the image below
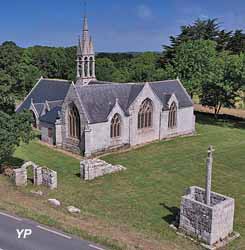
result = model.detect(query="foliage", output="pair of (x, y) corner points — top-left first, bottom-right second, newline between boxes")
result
(200, 52), (245, 115)
(163, 19), (230, 62)
(168, 40), (217, 96)
(0, 110), (33, 164)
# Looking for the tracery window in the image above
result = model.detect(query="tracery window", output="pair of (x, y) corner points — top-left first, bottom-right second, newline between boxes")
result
(110, 113), (121, 138)
(168, 102), (177, 129)
(138, 99), (153, 129)
(68, 104), (80, 139)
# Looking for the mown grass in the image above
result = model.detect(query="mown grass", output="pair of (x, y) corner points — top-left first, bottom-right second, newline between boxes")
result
(10, 114), (245, 249)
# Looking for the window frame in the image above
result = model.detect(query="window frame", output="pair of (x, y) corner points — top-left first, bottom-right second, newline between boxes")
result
(137, 99), (153, 130)
(68, 104), (81, 139)
(110, 113), (121, 138)
(168, 102), (177, 129)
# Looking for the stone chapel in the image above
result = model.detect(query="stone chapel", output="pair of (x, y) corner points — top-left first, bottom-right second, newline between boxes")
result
(17, 15), (195, 157)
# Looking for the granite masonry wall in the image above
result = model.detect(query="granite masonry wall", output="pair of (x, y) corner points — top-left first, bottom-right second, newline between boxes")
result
(13, 161), (57, 189)
(179, 186), (234, 246)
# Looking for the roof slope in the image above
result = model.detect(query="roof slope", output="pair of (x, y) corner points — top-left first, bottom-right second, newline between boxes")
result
(76, 83), (133, 123)
(16, 78), (71, 112)
(76, 80), (193, 124)
(39, 106), (62, 124)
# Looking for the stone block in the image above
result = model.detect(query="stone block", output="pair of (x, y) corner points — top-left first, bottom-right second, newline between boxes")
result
(13, 168), (27, 186)
(80, 159), (126, 181)
(48, 199), (61, 207)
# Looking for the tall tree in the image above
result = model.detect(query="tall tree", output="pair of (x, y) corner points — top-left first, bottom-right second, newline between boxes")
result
(200, 52), (245, 115)
(167, 40), (217, 97)
(162, 19), (231, 63)
(227, 30), (245, 54)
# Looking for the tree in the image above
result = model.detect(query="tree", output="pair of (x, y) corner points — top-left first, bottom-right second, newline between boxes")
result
(167, 40), (217, 97)
(227, 30), (245, 54)
(0, 110), (33, 165)
(163, 19), (232, 63)
(0, 71), (15, 114)
(96, 58), (118, 82)
(129, 52), (161, 82)
(200, 52), (245, 116)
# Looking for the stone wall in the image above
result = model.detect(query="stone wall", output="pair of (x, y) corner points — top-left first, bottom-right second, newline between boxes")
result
(41, 167), (57, 189)
(80, 159), (126, 181)
(60, 85), (86, 155)
(40, 122), (55, 145)
(13, 161), (57, 189)
(179, 186), (234, 246)
(84, 84), (195, 157)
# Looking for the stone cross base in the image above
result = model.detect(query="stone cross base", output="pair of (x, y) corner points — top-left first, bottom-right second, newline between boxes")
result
(179, 186), (235, 247)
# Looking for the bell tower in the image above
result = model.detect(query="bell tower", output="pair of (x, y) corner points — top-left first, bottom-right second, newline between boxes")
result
(76, 15), (96, 85)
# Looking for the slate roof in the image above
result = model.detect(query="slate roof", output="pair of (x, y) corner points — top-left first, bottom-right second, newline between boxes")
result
(76, 80), (193, 124)
(16, 78), (71, 113)
(33, 103), (45, 116)
(39, 106), (61, 124)
(17, 77), (193, 126)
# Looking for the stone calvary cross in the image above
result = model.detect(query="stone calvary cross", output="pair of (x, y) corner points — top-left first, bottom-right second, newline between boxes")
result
(205, 145), (215, 206)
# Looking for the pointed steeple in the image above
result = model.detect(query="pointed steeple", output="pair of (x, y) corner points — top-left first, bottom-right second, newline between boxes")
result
(76, 13), (96, 84)
(82, 16), (89, 44)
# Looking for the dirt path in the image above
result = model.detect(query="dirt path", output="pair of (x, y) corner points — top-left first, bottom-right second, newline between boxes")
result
(195, 104), (245, 119)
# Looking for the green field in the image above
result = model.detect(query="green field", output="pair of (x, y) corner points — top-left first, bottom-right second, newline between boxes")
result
(1, 114), (245, 250)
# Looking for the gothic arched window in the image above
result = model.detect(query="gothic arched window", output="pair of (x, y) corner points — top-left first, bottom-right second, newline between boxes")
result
(168, 102), (177, 129)
(68, 104), (81, 139)
(110, 113), (121, 138)
(138, 99), (153, 129)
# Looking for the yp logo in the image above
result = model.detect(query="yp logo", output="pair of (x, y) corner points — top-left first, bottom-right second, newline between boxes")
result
(16, 229), (32, 239)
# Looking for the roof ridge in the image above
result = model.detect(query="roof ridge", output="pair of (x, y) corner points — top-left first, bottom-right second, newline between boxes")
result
(149, 79), (178, 84)
(42, 78), (70, 82)
(47, 99), (64, 103)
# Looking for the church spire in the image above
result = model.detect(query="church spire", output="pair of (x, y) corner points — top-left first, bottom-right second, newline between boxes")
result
(76, 11), (96, 85)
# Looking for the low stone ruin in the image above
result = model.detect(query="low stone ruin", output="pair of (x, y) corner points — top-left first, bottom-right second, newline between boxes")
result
(80, 159), (126, 181)
(179, 146), (238, 249)
(13, 161), (57, 189)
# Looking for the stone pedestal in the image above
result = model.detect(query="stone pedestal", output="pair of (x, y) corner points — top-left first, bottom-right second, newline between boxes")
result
(179, 186), (235, 246)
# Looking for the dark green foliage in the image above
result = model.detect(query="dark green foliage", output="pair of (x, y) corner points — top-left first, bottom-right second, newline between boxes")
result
(227, 30), (245, 54)
(163, 19), (232, 62)
(170, 40), (217, 96)
(0, 110), (33, 164)
(200, 52), (245, 115)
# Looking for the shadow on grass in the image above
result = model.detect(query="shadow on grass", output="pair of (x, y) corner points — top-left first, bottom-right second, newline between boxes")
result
(0, 157), (24, 174)
(195, 112), (245, 130)
(4, 157), (24, 167)
(160, 203), (180, 227)
(75, 173), (81, 178)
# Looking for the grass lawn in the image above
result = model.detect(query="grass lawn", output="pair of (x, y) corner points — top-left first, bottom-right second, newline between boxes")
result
(1, 114), (245, 250)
